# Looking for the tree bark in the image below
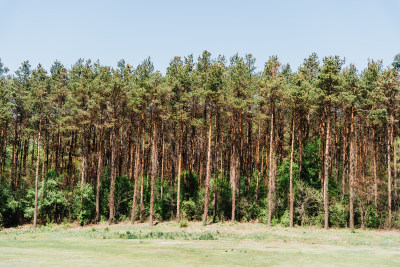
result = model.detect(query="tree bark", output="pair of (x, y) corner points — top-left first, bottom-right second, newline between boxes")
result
(387, 113), (393, 229)
(373, 127), (378, 210)
(108, 130), (116, 225)
(268, 110), (275, 226)
(202, 109), (213, 224)
(289, 112), (295, 228)
(349, 107), (355, 230)
(33, 118), (41, 230)
(95, 129), (103, 223)
(130, 126), (142, 224)
(81, 127), (86, 185)
(324, 104), (331, 230)
(255, 117), (261, 203)
(160, 123), (165, 200)
(149, 119), (158, 226)
(176, 126), (183, 221)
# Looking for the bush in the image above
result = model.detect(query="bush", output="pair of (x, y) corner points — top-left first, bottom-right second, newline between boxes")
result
(23, 170), (67, 224)
(280, 210), (290, 227)
(0, 181), (20, 227)
(73, 183), (96, 226)
(329, 200), (347, 228)
(114, 175), (133, 220)
(180, 218), (188, 227)
(182, 199), (197, 220)
(294, 180), (323, 226)
(366, 206), (380, 228)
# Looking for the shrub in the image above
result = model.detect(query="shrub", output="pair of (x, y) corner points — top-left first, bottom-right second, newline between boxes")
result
(329, 200), (347, 228)
(198, 232), (216, 240)
(23, 170), (67, 224)
(180, 218), (188, 228)
(0, 181), (19, 227)
(73, 184), (96, 226)
(294, 180), (323, 226)
(280, 210), (290, 227)
(366, 206), (380, 228)
(182, 199), (196, 221)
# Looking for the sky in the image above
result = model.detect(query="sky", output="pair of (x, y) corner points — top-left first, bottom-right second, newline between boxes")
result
(0, 0), (399, 74)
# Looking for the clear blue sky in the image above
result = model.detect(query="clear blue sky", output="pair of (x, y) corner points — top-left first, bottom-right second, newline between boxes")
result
(1, 0), (399, 73)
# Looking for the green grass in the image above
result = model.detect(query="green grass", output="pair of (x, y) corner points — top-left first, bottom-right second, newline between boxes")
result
(0, 222), (400, 266)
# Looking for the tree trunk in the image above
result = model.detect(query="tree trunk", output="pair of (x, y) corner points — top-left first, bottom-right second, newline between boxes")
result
(342, 122), (347, 201)
(387, 114), (393, 229)
(373, 127), (378, 210)
(202, 110), (213, 224)
(255, 117), (261, 203)
(149, 119), (158, 226)
(268, 110), (275, 226)
(108, 130), (116, 225)
(230, 113), (238, 222)
(289, 112), (295, 228)
(160, 124), (165, 200)
(324, 104), (331, 230)
(33, 118), (41, 230)
(130, 127), (141, 224)
(176, 126), (183, 221)
(81, 127), (86, 185)
(349, 107), (355, 230)
(95, 130), (103, 223)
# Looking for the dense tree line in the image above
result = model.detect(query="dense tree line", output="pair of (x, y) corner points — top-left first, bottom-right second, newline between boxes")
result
(0, 52), (399, 230)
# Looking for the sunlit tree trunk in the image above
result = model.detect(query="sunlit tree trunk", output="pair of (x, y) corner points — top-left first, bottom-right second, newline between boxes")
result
(149, 119), (158, 226)
(33, 118), (41, 230)
(349, 107), (355, 230)
(289, 112), (295, 228)
(324, 104), (331, 230)
(108, 130), (116, 225)
(202, 107), (213, 223)
(268, 109), (275, 226)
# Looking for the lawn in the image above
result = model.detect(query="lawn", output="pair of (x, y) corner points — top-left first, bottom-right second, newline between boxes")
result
(0, 222), (400, 266)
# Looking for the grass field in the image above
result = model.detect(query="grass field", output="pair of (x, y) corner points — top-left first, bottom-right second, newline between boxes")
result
(1, 222), (400, 266)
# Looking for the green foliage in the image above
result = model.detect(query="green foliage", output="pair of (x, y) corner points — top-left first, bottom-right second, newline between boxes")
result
(0, 181), (20, 227)
(182, 199), (197, 221)
(329, 200), (347, 228)
(23, 171), (68, 224)
(73, 184), (96, 226)
(0, 53), (399, 230)
(113, 175), (133, 220)
(294, 180), (323, 226)
(366, 206), (380, 228)
(180, 218), (188, 228)
(280, 210), (290, 227)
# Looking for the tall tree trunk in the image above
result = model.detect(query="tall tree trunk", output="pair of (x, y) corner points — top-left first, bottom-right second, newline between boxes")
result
(268, 110), (275, 226)
(289, 112), (295, 228)
(41, 132), (47, 182)
(160, 123), (165, 200)
(372, 127), (378, 210)
(324, 104), (331, 230)
(130, 126), (142, 224)
(140, 136), (145, 222)
(176, 126), (183, 221)
(108, 130), (116, 225)
(149, 119), (158, 226)
(387, 113), (393, 229)
(230, 113), (238, 222)
(349, 107), (355, 230)
(255, 117), (261, 203)
(202, 109), (213, 224)
(95, 130), (103, 223)
(33, 118), (41, 230)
